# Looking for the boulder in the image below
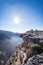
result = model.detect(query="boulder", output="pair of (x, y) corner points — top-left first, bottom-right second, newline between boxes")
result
(22, 53), (43, 65)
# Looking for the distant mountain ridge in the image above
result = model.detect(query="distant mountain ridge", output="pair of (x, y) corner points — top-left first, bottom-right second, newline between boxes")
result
(0, 30), (20, 39)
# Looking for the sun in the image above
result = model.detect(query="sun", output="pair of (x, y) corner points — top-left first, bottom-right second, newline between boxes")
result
(13, 17), (20, 24)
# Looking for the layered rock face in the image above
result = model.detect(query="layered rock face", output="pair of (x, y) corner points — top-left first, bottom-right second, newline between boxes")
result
(6, 30), (43, 65)
(6, 43), (43, 65)
(6, 44), (27, 65)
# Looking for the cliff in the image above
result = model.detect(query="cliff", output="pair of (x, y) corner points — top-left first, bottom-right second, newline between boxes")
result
(6, 30), (43, 65)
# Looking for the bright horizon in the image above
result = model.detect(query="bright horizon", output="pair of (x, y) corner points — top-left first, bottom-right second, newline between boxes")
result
(0, 0), (43, 33)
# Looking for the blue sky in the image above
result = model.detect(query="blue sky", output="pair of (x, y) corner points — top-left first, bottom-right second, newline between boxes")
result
(0, 0), (43, 33)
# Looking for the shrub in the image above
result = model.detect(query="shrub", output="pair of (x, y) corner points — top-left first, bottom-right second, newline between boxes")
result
(26, 43), (43, 59)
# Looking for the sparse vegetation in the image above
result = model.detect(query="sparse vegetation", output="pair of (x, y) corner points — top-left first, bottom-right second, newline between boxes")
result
(26, 42), (43, 59)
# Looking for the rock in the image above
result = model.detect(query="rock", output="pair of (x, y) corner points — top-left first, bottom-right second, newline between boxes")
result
(22, 53), (43, 65)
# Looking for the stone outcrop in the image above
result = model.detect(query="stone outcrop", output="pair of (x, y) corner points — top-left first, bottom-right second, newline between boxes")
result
(6, 30), (43, 65)
(21, 53), (43, 65)
(6, 45), (27, 65)
(6, 41), (43, 65)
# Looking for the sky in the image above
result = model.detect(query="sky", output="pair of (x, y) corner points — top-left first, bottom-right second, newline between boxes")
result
(0, 0), (43, 33)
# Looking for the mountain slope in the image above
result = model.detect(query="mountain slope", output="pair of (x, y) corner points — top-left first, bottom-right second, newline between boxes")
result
(0, 30), (23, 65)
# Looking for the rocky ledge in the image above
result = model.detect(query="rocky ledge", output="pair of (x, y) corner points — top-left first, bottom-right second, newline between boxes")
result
(6, 42), (43, 65)
(6, 30), (43, 65)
